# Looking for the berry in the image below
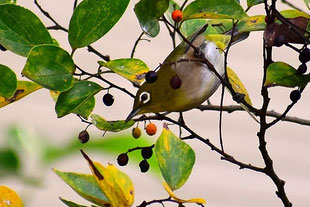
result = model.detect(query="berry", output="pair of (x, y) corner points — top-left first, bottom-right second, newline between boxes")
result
(146, 123), (157, 136)
(132, 127), (142, 139)
(0, 44), (7, 51)
(141, 147), (153, 159)
(117, 153), (129, 166)
(299, 48), (310, 63)
(170, 75), (182, 89)
(172, 10), (183, 22)
(78, 130), (89, 144)
(290, 90), (301, 102)
(297, 63), (307, 74)
(103, 93), (114, 106)
(145, 71), (158, 83)
(139, 159), (150, 173)
(274, 35), (286, 47)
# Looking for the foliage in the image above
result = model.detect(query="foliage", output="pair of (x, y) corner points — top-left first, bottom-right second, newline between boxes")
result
(0, 0), (310, 207)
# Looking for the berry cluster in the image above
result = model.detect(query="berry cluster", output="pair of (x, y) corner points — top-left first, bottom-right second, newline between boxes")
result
(117, 145), (154, 173)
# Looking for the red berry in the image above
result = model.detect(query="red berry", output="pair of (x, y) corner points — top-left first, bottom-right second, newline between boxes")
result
(146, 123), (157, 136)
(172, 10), (183, 22)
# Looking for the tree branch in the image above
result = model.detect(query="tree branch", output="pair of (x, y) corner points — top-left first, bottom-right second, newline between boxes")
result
(197, 104), (310, 126)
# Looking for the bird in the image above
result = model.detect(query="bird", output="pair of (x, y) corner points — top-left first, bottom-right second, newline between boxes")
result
(126, 26), (225, 122)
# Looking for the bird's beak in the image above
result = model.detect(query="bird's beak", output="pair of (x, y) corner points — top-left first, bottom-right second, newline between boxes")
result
(125, 108), (141, 123)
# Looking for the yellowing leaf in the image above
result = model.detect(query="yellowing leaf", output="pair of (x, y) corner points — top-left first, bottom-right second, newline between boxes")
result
(204, 34), (231, 51)
(99, 58), (149, 85)
(227, 67), (252, 106)
(163, 182), (206, 204)
(155, 124), (195, 191)
(0, 81), (42, 108)
(81, 150), (134, 207)
(0, 186), (23, 207)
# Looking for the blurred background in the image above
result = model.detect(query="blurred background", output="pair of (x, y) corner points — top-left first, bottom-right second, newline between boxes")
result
(0, 0), (309, 206)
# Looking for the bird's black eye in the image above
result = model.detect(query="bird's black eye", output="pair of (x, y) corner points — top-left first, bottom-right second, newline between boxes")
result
(140, 92), (150, 104)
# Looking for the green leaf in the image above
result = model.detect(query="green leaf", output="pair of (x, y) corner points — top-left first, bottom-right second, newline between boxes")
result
(305, 0), (310, 10)
(0, 0), (16, 4)
(91, 114), (135, 132)
(0, 64), (17, 99)
(22, 45), (76, 91)
(265, 62), (310, 88)
(180, 19), (218, 37)
(55, 81), (102, 118)
(68, 0), (130, 49)
(0, 148), (20, 175)
(0, 81), (42, 108)
(135, 0), (169, 37)
(155, 124), (195, 191)
(183, 0), (248, 21)
(247, 0), (264, 8)
(59, 198), (88, 207)
(72, 96), (95, 119)
(237, 15), (266, 33)
(0, 4), (53, 56)
(280, 9), (310, 19)
(54, 169), (110, 206)
(99, 58), (149, 85)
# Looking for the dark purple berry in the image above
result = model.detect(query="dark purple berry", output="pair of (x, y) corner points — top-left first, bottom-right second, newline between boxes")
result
(139, 159), (149, 173)
(297, 63), (307, 74)
(145, 71), (158, 83)
(0, 44), (7, 51)
(103, 93), (114, 106)
(274, 35), (286, 47)
(290, 90), (301, 102)
(78, 130), (89, 144)
(299, 48), (310, 63)
(117, 153), (129, 166)
(141, 147), (153, 159)
(170, 75), (182, 89)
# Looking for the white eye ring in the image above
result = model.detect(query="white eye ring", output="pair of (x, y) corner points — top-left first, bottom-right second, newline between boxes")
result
(140, 92), (151, 104)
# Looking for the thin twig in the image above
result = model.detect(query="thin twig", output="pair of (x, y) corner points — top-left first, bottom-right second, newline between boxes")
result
(34, 0), (68, 32)
(197, 104), (310, 126)
(73, 0), (78, 10)
(131, 32), (148, 58)
(87, 45), (110, 62)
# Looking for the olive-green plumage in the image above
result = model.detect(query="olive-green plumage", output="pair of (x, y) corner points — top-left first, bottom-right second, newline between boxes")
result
(126, 32), (224, 121)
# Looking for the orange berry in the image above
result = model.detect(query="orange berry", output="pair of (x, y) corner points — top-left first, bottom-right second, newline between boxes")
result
(132, 127), (142, 139)
(0, 186), (23, 207)
(172, 10), (183, 22)
(146, 123), (157, 136)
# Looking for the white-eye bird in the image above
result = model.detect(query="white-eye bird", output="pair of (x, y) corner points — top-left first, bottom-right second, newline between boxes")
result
(126, 27), (225, 121)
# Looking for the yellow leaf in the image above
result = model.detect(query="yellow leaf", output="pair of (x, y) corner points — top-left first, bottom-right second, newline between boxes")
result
(163, 182), (206, 205)
(227, 67), (252, 106)
(0, 186), (23, 207)
(205, 34), (231, 51)
(81, 150), (133, 207)
(0, 81), (42, 108)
